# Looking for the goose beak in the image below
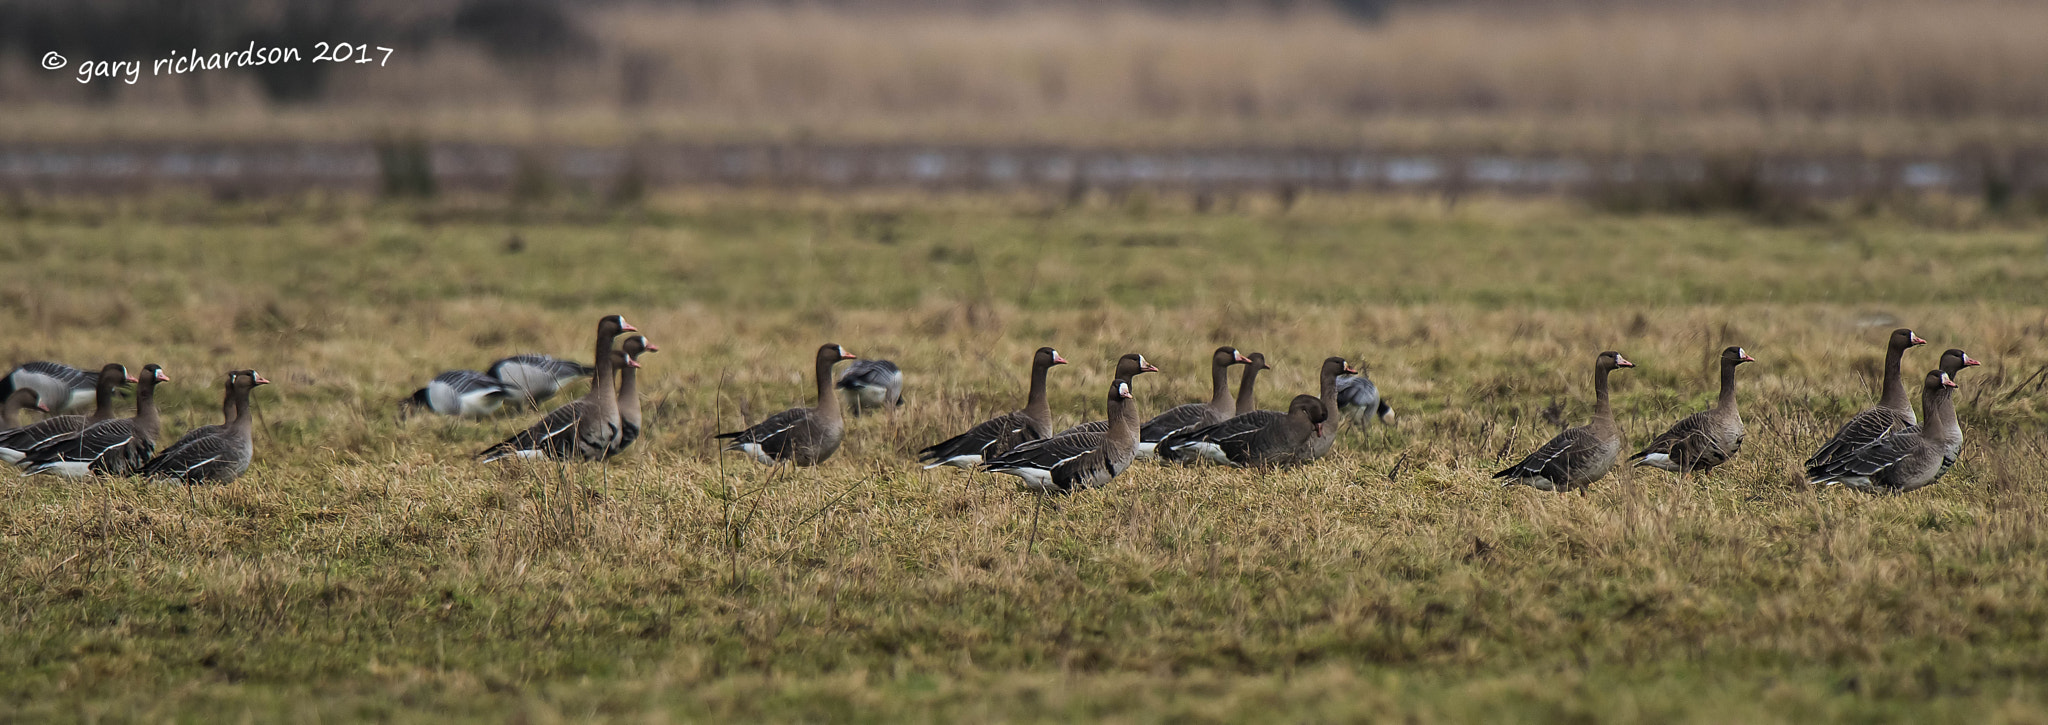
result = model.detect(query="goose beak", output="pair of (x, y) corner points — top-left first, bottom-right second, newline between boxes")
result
(1942, 373), (1958, 388)
(1142, 362), (1161, 373)
(1052, 352), (1069, 365)
(618, 318), (638, 332)
(1313, 422), (1325, 437)
(35, 403), (48, 412)
(645, 342), (661, 353)
(1740, 353), (1756, 363)
(1910, 333), (1928, 346)
(1614, 354), (1636, 368)
(1233, 351), (1252, 364)
(1343, 364), (1360, 375)
(627, 357), (643, 369)
(841, 351), (858, 360)
(155, 371), (171, 382)
(1964, 354), (1981, 367)
(252, 374), (272, 386)
(124, 374), (139, 384)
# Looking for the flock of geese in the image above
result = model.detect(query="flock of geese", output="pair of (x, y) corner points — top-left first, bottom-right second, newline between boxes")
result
(0, 316), (1978, 496)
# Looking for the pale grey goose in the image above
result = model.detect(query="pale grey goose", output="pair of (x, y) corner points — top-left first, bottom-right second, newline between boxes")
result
(835, 359), (903, 416)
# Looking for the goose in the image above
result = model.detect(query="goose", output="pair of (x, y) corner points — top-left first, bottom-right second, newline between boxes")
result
(1494, 351), (1635, 493)
(402, 370), (512, 419)
(1, 361), (99, 415)
(1167, 394), (1328, 468)
(605, 335), (658, 458)
(488, 354), (596, 406)
(140, 370), (267, 485)
(835, 359), (903, 416)
(983, 374), (1148, 495)
(2, 389), (46, 428)
(917, 347), (1066, 470)
(1138, 346), (1251, 461)
(21, 364), (170, 478)
(716, 343), (857, 467)
(1630, 346), (1753, 473)
(1306, 356), (1360, 460)
(148, 370), (247, 468)
(1156, 351), (1270, 457)
(1809, 370), (1962, 493)
(1336, 370), (1396, 429)
(1051, 354), (1163, 436)
(1804, 328), (1927, 480)
(0, 364), (135, 465)
(477, 315), (636, 462)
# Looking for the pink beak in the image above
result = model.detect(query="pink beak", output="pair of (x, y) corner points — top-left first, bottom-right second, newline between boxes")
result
(1233, 351), (1252, 364)
(1942, 375), (1958, 388)
(1343, 364), (1360, 375)
(1740, 354), (1756, 363)
(1142, 362), (1161, 373)
(627, 357), (643, 369)
(1052, 353), (1068, 365)
(842, 351), (858, 360)
(1964, 354), (1981, 367)
(124, 375), (139, 383)
(1910, 334), (1928, 345)
(252, 373), (272, 385)
(156, 371), (171, 382)
(1614, 355), (1636, 368)
(645, 343), (661, 353)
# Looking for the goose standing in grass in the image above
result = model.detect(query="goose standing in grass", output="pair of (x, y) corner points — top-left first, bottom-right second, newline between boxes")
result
(1306, 356), (1359, 460)
(140, 370), (267, 485)
(476, 315), (636, 462)
(605, 335), (658, 459)
(488, 354), (596, 406)
(1052, 354), (1163, 436)
(1809, 370), (1962, 493)
(149, 371), (247, 469)
(1157, 351), (1269, 457)
(918, 347), (1066, 470)
(0, 364), (134, 465)
(1805, 328), (1927, 480)
(1167, 394), (1328, 468)
(1, 361), (99, 415)
(21, 364), (170, 478)
(984, 367), (1152, 495)
(717, 343), (857, 467)
(2, 389), (46, 428)
(1494, 351), (1635, 493)
(835, 359), (903, 416)
(1139, 346), (1251, 461)
(1630, 346), (1754, 474)
(1336, 369), (1396, 429)
(402, 370), (512, 419)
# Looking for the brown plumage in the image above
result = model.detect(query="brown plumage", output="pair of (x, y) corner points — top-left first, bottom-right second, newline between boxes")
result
(1495, 351), (1636, 493)
(1306, 356), (1359, 460)
(1805, 328), (1927, 480)
(984, 364), (1154, 494)
(1810, 370), (1963, 493)
(1140, 346), (1252, 461)
(1052, 354), (1162, 437)
(717, 343), (857, 467)
(604, 335), (659, 459)
(1631, 346), (1753, 473)
(18, 364), (170, 478)
(477, 315), (637, 462)
(918, 347), (1068, 470)
(2, 388), (46, 428)
(1167, 394), (1327, 468)
(0, 363), (134, 465)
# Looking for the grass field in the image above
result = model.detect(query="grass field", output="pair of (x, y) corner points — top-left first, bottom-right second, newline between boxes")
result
(3, 191), (2048, 721)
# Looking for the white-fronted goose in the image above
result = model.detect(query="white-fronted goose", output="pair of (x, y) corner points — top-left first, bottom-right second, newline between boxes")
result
(1630, 346), (1753, 473)
(1157, 351), (1270, 456)
(835, 359), (904, 416)
(984, 373), (1148, 495)
(22, 364), (170, 478)
(403, 370), (512, 419)
(0, 363), (134, 465)
(1933, 348), (1980, 456)
(1306, 356), (1360, 460)
(3, 389), (46, 428)
(140, 370), (267, 485)
(1336, 370), (1396, 429)
(2, 361), (98, 415)
(488, 354), (597, 406)
(918, 347), (1066, 470)
(604, 335), (659, 459)
(1804, 328), (1927, 479)
(477, 315), (636, 462)
(1167, 394), (1327, 468)
(717, 343), (857, 467)
(148, 370), (245, 468)
(1051, 354), (1162, 437)
(1810, 370), (1962, 493)
(1495, 351), (1635, 493)
(1138, 346), (1251, 461)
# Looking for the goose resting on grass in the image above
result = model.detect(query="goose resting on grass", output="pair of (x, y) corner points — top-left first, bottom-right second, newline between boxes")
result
(476, 315), (636, 463)
(1138, 346), (1251, 461)
(1804, 328), (1926, 481)
(1494, 351), (1634, 494)
(1630, 346), (1753, 474)
(1166, 394), (1327, 468)
(984, 373), (1149, 495)
(0, 364), (134, 465)
(140, 370), (267, 485)
(1808, 370), (1962, 493)
(716, 343), (857, 467)
(918, 347), (1066, 470)
(21, 364), (169, 478)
